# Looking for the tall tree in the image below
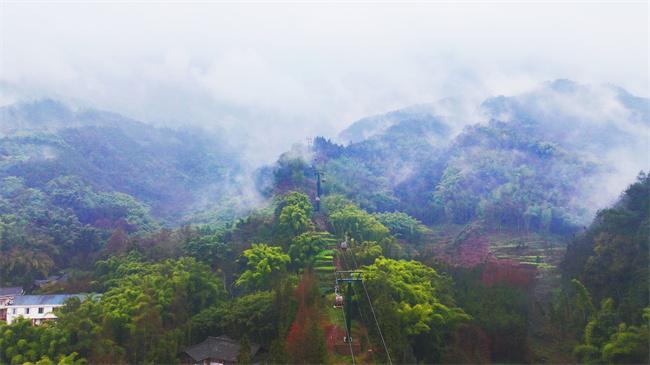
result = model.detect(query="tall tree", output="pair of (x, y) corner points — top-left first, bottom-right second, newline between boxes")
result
(235, 244), (290, 291)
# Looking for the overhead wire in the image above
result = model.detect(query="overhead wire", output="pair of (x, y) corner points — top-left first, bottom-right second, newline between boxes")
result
(347, 239), (394, 365)
(335, 270), (356, 365)
(340, 248), (369, 326)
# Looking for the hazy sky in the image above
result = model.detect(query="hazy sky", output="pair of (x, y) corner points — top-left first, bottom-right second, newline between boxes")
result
(1, 1), (648, 161)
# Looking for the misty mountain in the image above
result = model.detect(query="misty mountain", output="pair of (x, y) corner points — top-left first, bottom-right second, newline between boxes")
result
(338, 103), (445, 144)
(0, 99), (247, 226)
(1, 84), (648, 365)
(270, 80), (648, 232)
(480, 79), (649, 154)
(337, 95), (478, 145)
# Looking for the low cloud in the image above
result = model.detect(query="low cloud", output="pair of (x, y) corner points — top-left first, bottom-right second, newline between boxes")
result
(0, 2), (647, 166)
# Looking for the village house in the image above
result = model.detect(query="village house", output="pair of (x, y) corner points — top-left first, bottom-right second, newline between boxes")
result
(32, 273), (69, 291)
(0, 287), (24, 321)
(3, 294), (90, 325)
(181, 335), (265, 365)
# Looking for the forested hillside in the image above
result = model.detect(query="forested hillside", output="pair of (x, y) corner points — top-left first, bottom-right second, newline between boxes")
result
(0, 99), (251, 286)
(1, 99), (247, 222)
(0, 82), (648, 364)
(267, 81), (646, 234)
(557, 173), (649, 364)
(2, 177), (647, 364)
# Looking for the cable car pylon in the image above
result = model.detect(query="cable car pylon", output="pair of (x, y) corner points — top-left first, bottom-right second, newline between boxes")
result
(312, 162), (325, 212)
(334, 271), (363, 343)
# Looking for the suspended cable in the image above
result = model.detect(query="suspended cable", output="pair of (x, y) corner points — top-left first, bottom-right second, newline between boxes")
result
(360, 279), (393, 365)
(347, 240), (393, 365)
(350, 279), (369, 324)
(341, 250), (369, 325)
(335, 273), (356, 364)
(334, 243), (356, 364)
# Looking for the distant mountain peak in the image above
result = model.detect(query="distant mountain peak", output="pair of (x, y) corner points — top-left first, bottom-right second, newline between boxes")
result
(1, 98), (74, 130)
(0, 98), (146, 135)
(544, 78), (579, 93)
(338, 102), (450, 144)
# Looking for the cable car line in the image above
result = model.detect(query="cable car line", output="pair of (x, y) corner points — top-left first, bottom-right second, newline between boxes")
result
(360, 276), (393, 365)
(312, 160), (356, 362)
(339, 248), (369, 326)
(344, 238), (393, 365)
(315, 164), (391, 364)
(337, 300), (356, 365)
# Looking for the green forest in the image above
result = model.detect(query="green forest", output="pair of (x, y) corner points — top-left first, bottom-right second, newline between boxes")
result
(1, 171), (648, 364)
(0, 93), (648, 365)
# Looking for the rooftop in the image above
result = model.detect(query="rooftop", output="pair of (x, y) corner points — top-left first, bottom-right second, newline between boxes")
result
(0, 287), (23, 296)
(33, 273), (68, 287)
(10, 294), (92, 306)
(184, 335), (260, 362)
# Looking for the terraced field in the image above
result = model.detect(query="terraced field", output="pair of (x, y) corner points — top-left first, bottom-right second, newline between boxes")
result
(314, 249), (337, 294)
(487, 232), (567, 270)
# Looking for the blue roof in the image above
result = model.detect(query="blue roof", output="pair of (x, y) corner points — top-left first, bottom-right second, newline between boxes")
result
(0, 287), (23, 296)
(11, 294), (92, 306)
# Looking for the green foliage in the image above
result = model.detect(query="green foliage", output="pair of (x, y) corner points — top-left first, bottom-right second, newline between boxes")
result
(57, 256), (224, 363)
(373, 211), (430, 244)
(23, 352), (85, 365)
(222, 292), (279, 344)
(0, 101), (249, 284)
(270, 114), (600, 234)
(46, 175), (158, 231)
(302, 314), (328, 364)
(454, 269), (530, 362)
(268, 152), (312, 194)
(235, 244), (290, 291)
(352, 240), (383, 266)
(572, 279), (596, 326)
(574, 299), (649, 364)
(362, 258), (469, 362)
(278, 205), (314, 238)
(563, 173), (649, 324)
(550, 279), (598, 340)
(191, 291), (281, 346)
(275, 191), (313, 218)
(0, 319), (67, 364)
(267, 339), (289, 364)
(328, 202), (406, 261)
(431, 122), (595, 231)
(573, 344), (601, 364)
(554, 174), (650, 364)
(4, 99), (649, 365)
(321, 194), (354, 215)
(236, 336), (252, 364)
(329, 203), (390, 243)
(584, 299), (618, 352)
(601, 322), (649, 364)
(0, 175), (158, 286)
(288, 231), (336, 269)
(320, 156), (398, 212)
(1, 101), (241, 225)
(183, 230), (231, 270)
(276, 192), (314, 239)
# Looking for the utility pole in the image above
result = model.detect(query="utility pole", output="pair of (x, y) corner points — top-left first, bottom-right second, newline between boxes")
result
(314, 167), (324, 211)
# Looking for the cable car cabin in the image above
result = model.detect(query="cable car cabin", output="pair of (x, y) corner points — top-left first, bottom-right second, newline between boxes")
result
(334, 294), (344, 308)
(339, 240), (348, 251)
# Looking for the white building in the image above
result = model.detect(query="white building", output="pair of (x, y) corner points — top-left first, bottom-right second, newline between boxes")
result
(0, 287), (24, 321)
(3, 294), (89, 325)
